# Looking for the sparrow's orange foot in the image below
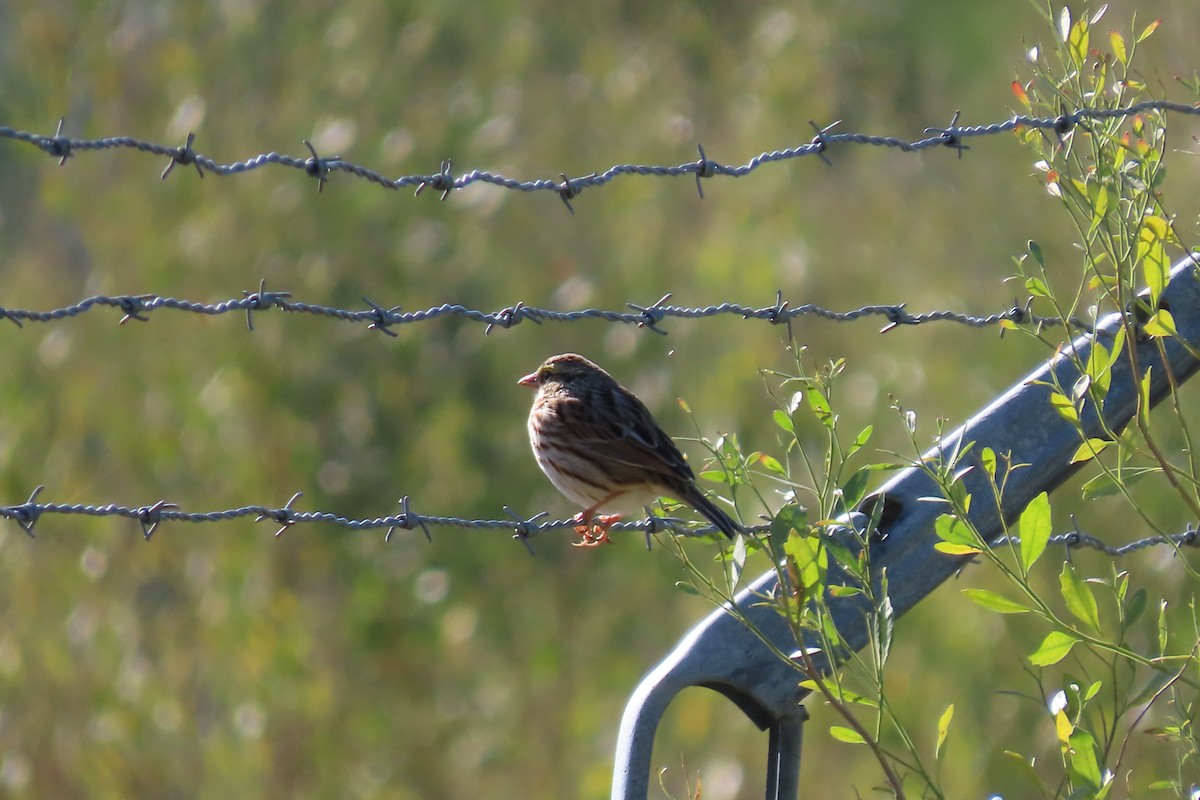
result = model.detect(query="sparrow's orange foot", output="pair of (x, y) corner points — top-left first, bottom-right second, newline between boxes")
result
(572, 513), (621, 547)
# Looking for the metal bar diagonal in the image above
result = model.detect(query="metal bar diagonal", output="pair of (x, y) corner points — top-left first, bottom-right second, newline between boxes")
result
(611, 256), (1200, 800)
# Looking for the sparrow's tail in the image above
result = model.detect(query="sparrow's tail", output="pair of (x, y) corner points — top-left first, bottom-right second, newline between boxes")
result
(681, 486), (741, 539)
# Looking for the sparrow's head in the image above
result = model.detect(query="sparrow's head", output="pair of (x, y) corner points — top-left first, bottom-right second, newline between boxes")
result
(518, 353), (612, 393)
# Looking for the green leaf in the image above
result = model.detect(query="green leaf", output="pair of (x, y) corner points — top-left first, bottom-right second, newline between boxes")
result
(699, 469), (729, 484)
(1157, 600), (1168, 652)
(980, 446), (997, 479)
(823, 537), (862, 579)
(845, 424), (873, 459)
(1049, 390), (1079, 423)
(1003, 750), (1049, 793)
(784, 530), (826, 593)
(962, 588), (1032, 614)
(806, 388), (833, 427)
(770, 504), (807, 556)
(935, 542), (983, 556)
(1060, 563), (1101, 632)
(829, 726), (866, 744)
(1070, 438), (1112, 464)
(874, 587), (893, 666)
(1143, 309), (1176, 337)
(1025, 276), (1051, 297)
(841, 467), (872, 509)
(1085, 340), (1112, 395)
(1027, 239), (1045, 267)
(1019, 492), (1052, 573)
(1139, 366), (1153, 429)
(1067, 729), (1102, 790)
(1081, 467), (1156, 500)
(1088, 183), (1109, 235)
(1067, 16), (1089, 67)
(935, 704), (954, 760)
(1125, 588), (1147, 626)
(1029, 630), (1079, 666)
(772, 409), (795, 434)
(1138, 217), (1170, 302)
(1110, 30), (1127, 65)
(935, 513), (977, 546)
(799, 680), (877, 708)
(729, 532), (747, 587)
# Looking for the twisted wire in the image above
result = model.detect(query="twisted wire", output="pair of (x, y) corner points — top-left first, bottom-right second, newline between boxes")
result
(2, 102), (1194, 206)
(2, 487), (1194, 561)
(0, 284), (1090, 336)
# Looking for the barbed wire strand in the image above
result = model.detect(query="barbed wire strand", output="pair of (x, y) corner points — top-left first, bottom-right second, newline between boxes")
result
(1, 486), (1195, 559)
(2, 102), (1196, 207)
(0, 284), (1091, 336)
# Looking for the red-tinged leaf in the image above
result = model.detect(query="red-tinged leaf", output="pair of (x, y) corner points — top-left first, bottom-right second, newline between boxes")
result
(1137, 18), (1161, 43)
(1011, 80), (1031, 110)
(757, 452), (788, 477)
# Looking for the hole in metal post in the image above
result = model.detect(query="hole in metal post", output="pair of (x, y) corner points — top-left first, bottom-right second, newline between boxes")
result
(857, 493), (902, 542)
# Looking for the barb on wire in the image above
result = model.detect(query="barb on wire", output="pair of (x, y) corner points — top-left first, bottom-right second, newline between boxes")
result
(991, 525), (1200, 558)
(0, 288), (1094, 336)
(2, 102), (1195, 205)
(2, 489), (1195, 561)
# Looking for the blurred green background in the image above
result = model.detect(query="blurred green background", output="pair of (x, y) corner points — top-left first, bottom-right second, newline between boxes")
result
(1, 1), (1199, 798)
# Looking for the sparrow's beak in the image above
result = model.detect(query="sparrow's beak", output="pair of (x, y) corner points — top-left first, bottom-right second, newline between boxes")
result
(517, 372), (539, 388)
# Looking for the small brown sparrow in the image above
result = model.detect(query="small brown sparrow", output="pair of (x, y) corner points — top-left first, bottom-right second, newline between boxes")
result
(519, 353), (741, 546)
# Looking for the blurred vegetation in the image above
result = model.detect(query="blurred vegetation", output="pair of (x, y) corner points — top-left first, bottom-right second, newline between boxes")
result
(0, 1), (1199, 798)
